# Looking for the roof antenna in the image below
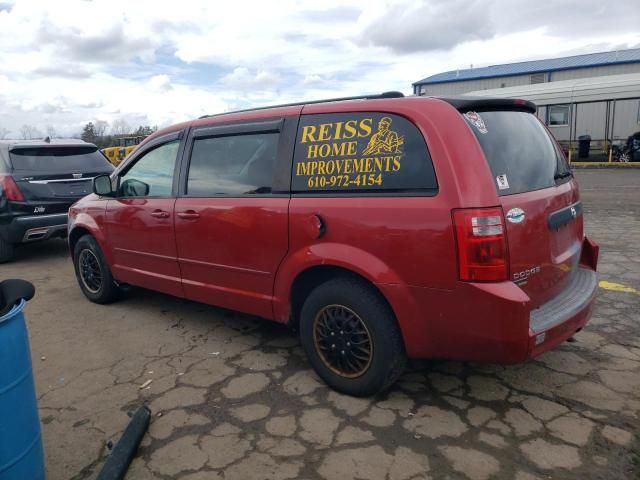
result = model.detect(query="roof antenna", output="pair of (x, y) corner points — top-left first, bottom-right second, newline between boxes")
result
(43, 136), (51, 143)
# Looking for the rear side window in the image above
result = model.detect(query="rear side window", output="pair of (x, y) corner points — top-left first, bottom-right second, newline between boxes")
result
(9, 146), (113, 172)
(292, 112), (436, 193)
(464, 110), (569, 195)
(187, 133), (278, 195)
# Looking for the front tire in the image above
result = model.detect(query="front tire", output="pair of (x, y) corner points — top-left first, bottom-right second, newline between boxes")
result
(73, 235), (119, 304)
(299, 277), (407, 397)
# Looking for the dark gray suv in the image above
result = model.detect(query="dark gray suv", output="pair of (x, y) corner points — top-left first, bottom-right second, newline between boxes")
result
(0, 138), (113, 262)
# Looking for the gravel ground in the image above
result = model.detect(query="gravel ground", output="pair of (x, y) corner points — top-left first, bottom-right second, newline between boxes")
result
(3, 168), (639, 480)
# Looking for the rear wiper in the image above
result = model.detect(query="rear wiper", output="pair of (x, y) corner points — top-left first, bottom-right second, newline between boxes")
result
(554, 171), (573, 180)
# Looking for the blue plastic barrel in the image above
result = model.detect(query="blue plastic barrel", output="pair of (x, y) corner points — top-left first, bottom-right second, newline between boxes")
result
(0, 299), (45, 480)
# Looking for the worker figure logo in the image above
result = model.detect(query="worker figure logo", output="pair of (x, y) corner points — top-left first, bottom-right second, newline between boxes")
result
(362, 116), (404, 155)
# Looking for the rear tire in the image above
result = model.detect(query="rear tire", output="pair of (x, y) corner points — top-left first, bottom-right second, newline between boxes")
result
(73, 235), (119, 304)
(299, 276), (407, 397)
(0, 238), (15, 263)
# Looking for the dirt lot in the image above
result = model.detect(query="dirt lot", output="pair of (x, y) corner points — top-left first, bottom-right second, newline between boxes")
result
(3, 169), (639, 480)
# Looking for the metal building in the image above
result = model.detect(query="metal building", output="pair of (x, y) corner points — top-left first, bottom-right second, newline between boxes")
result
(413, 48), (640, 159)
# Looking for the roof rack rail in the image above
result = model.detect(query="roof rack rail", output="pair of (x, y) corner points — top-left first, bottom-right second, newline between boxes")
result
(198, 91), (405, 119)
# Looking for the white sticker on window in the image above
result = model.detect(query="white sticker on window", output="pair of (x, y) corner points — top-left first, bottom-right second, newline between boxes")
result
(496, 174), (510, 190)
(463, 111), (488, 134)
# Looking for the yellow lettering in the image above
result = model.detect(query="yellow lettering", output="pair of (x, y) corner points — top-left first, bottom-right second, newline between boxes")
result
(296, 162), (308, 176)
(374, 157), (383, 172)
(334, 122), (344, 139)
(307, 144), (319, 159)
(343, 120), (357, 139)
(301, 125), (316, 143)
(309, 161), (317, 175)
(335, 160), (343, 173)
(329, 142), (347, 156)
(365, 158), (373, 172)
(359, 118), (373, 137)
(392, 156), (401, 171)
(318, 123), (331, 141)
(344, 159), (352, 174)
(317, 161), (326, 175)
(346, 141), (357, 155)
(318, 144), (331, 157)
(325, 160), (335, 174)
(353, 158), (364, 172)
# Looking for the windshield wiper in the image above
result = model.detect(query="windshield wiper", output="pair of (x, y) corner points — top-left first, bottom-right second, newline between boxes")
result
(554, 171), (573, 180)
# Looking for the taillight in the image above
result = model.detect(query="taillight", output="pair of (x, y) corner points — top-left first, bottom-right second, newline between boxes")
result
(0, 175), (25, 201)
(453, 208), (509, 282)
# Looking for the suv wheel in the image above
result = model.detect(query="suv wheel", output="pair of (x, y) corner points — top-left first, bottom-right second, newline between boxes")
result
(299, 277), (407, 397)
(0, 238), (15, 263)
(73, 235), (119, 304)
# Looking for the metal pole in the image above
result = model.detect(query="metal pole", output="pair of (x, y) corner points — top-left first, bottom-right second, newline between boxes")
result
(610, 99), (617, 144)
(604, 100), (610, 152)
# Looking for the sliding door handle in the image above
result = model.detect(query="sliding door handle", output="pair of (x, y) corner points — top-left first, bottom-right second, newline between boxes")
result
(177, 210), (200, 220)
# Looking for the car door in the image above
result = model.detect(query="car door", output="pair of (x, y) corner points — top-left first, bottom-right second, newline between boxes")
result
(105, 131), (185, 298)
(174, 117), (297, 318)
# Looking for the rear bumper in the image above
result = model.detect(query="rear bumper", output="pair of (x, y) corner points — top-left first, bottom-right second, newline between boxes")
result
(393, 237), (599, 363)
(0, 213), (68, 244)
(528, 267), (597, 357)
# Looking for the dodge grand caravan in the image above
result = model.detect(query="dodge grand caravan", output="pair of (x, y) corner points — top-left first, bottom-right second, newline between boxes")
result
(68, 92), (599, 396)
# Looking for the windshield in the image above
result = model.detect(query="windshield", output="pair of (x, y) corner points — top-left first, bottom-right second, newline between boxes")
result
(465, 110), (570, 196)
(10, 146), (113, 172)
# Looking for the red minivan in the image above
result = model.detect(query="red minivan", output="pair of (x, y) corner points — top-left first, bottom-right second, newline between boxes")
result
(68, 93), (599, 396)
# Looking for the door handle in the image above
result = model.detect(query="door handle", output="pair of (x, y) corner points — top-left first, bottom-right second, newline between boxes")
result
(177, 210), (200, 220)
(151, 210), (170, 218)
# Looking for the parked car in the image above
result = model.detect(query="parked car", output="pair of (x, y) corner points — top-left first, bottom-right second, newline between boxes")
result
(612, 131), (640, 162)
(68, 93), (599, 396)
(0, 138), (114, 262)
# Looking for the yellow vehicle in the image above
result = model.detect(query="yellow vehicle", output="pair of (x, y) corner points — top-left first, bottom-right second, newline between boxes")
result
(101, 136), (146, 166)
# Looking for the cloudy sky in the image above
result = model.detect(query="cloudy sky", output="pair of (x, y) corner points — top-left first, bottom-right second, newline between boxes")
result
(0, 0), (638, 138)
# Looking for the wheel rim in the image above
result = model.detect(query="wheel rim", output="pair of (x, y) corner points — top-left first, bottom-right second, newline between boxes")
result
(78, 249), (103, 294)
(620, 152), (630, 163)
(312, 304), (373, 378)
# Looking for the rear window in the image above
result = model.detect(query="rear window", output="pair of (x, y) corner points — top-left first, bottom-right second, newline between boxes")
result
(464, 110), (569, 195)
(292, 112), (437, 193)
(9, 146), (113, 172)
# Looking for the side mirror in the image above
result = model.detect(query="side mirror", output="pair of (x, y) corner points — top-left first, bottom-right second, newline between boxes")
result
(93, 174), (114, 196)
(120, 178), (150, 197)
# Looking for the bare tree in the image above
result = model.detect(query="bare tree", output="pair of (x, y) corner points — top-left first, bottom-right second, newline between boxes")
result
(0, 127), (9, 140)
(94, 120), (109, 138)
(46, 125), (57, 139)
(20, 124), (41, 140)
(110, 119), (131, 137)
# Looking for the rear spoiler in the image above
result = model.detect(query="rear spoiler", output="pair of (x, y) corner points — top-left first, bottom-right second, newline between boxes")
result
(437, 96), (537, 114)
(9, 144), (99, 153)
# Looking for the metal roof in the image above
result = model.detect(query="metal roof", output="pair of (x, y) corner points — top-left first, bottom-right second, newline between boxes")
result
(462, 72), (640, 106)
(414, 48), (640, 86)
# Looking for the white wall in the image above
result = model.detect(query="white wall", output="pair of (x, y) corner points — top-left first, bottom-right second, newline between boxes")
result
(552, 63), (640, 81)
(418, 74), (533, 96)
(544, 100), (640, 142)
(417, 63), (640, 96)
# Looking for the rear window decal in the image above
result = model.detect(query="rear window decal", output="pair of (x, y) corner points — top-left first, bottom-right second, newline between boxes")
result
(463, 111), (488, 134)
(292, 112), (437, 192)
(496, 174), (510, 190)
